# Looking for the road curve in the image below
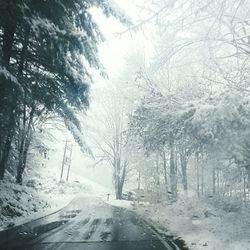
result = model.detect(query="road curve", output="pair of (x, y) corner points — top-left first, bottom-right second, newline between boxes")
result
(0, 197), (180, 250)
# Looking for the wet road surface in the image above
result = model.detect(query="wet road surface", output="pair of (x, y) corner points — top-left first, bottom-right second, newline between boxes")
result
(0, 197), (178, 250)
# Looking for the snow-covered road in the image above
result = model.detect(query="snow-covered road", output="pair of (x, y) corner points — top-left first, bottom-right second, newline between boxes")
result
(0, 196), (180, 250)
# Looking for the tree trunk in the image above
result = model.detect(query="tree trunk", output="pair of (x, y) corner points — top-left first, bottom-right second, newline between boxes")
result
(16, 136), (31, 184)
(119, 163), (126, 199)
(180, 152), (188, 194)
(0, 109), (15, 179)
(155, 154), (160, 202)
(114, 159), (127, 200)
(196, 156), (200, 198)
(0, 15), (17, 180)
(243, 171), (247, 203)
(246, 166), (250, 188)
(162, 151), (168, 194)
(170, 139), (177, 199)
(201, 164), (204, 195)
(16, 106), (34, 184)
(137, 169), (141, 191)
(212, 168), (216, 195)
(15, 27), (32, 184)
(115, 178), (123, 200)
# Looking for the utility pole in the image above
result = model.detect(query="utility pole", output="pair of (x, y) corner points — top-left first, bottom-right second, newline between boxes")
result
(60, 140), (73, 182)
(66, 144), (73, 182)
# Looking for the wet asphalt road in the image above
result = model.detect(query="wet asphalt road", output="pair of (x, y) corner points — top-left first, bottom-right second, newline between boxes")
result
(0, 197), (175, 250)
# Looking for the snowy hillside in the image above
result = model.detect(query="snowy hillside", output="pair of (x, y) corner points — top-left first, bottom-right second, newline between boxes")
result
(135, 196), (250, 250)
(0, 141), (110, 231)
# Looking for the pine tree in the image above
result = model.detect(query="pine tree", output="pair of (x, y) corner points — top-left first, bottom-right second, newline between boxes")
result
(0, 0), (130, 183)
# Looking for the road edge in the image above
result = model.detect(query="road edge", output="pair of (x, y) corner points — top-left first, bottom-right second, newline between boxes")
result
(0, 196), (77, 233)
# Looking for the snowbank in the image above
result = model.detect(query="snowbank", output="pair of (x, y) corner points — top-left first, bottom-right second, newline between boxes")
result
(104, 197), (133, 209)
(0, 170), (108, 231)
(135, 196), (250, 250)
(0, 180), (51, 230)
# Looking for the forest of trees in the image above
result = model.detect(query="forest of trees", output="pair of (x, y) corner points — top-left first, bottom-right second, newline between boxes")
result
(123, 0), (250, 204)
(128, 88), (250, 201)
(1, 0), (250, 207)
(0, 0), (127, 184)
(87, 0), (250, 204)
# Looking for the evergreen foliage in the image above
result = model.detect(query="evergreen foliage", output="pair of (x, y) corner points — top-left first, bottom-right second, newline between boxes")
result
(0, 0), (129, 183)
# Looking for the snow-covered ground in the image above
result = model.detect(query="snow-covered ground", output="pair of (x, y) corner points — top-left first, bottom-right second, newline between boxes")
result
(0, 157), (111, 231)
(2, 170), (249, 250)
(0, 176), (108, 231)
(0, 125), (114, 231)
(102, 193), (250, 250)
(105, 197), (133, 209)
(134, 196), (250, 250)
(2, 126), (249, 250)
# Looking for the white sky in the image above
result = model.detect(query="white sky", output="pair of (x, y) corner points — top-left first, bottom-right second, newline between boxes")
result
(49, 1), (151, 190)
(75, 1), (148, 188)
(91, 0), (149, 81)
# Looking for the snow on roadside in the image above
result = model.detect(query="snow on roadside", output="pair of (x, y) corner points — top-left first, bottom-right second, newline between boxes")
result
(0, 179), (51, 230)
(0, 166), (109, 231)
(104, 197), (133, 209)
(135, 196), (250, 250)
(0, 123), (112, 231)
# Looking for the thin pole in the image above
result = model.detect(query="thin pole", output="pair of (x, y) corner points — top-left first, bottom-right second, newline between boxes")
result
(66, 144), (73, 182)
(60, 140), (67, 181)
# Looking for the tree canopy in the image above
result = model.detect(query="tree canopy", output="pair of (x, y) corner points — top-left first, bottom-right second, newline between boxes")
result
(0, 0), (130, 183)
